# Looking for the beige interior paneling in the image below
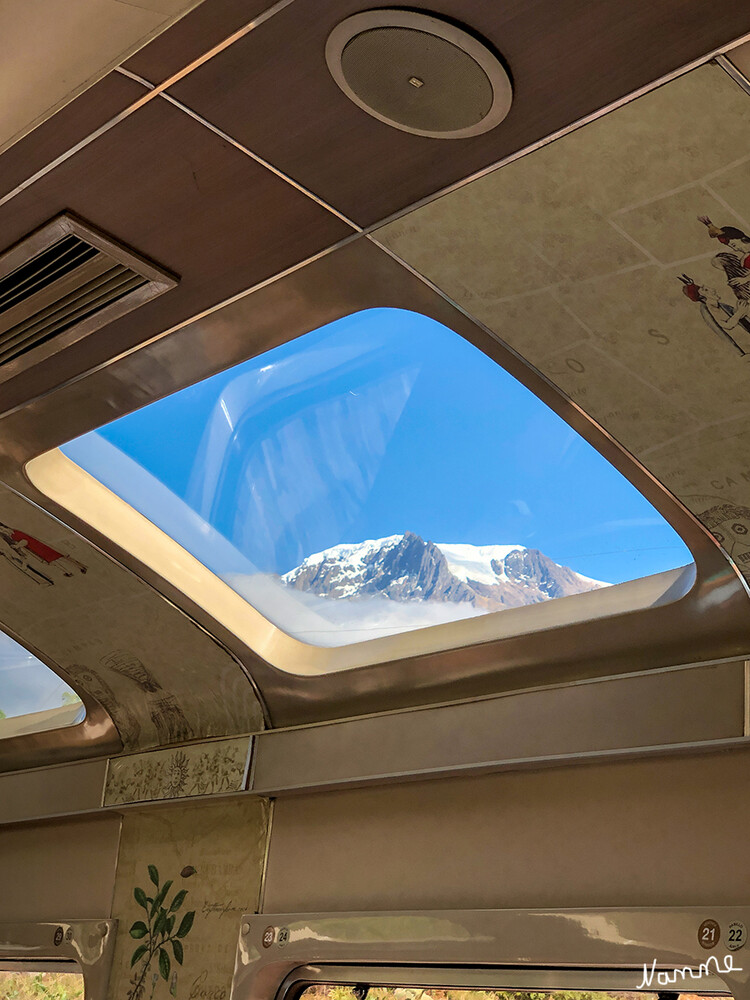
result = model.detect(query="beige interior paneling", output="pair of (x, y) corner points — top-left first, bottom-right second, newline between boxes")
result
(0, 814), (120, 921)
(107, 798), (269, 1000)
(377, 63), (750, 585)
(263, 746), (750, 912)
(0, 0), (205, 154)
(0, 759), (106, 823)
(252, 662), (746, 792)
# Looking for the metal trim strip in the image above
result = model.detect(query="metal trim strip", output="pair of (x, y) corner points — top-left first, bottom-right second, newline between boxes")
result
(0, 920), (117, 1000)
(249, 660), (747, 794)
(278, 965), (730, 996)
(717, 52), (750, 95)
(231, 908), (750, 1000)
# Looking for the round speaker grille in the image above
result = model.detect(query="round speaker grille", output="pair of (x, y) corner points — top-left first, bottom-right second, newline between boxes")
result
(326, 10), (512, 139)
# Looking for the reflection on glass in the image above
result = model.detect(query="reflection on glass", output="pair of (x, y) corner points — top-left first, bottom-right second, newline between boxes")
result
(61, 308), (692, 647)
(0, 629), (83, 730)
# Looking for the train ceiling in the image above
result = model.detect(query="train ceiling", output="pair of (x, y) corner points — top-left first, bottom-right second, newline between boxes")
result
(0, 0), (749, 765)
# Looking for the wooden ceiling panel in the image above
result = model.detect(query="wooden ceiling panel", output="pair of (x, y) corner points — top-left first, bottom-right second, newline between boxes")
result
(0, 96), (352, 413)
(0, 0), (200, 155)
(167, 0), (750, 227)
(0, 72), (146, 201)
(123, 0), (271, 85)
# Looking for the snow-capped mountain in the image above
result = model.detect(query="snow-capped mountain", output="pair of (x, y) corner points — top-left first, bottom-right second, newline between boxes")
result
(281, 531), (607, 612)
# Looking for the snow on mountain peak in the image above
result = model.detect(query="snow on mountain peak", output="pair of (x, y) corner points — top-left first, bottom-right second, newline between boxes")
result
(436, 542), (526, 586)
(282, 533), (607, 612)
(290, 535), (402, 571)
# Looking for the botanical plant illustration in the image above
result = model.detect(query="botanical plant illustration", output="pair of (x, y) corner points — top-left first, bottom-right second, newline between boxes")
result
(107, 741), (246, 805)
(128, 864), (197, 1000)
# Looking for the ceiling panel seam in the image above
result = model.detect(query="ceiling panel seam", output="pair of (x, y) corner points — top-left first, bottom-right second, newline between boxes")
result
(116, 66), (157, 91)
(357, 32), (750, 241)
(716, 52), (750, 95)
(2, 21), (747, 251)
(363, 232), (594, 406)
(156, 88), (361, 230)
(117, 64), (358, 230)
(116, 65), (359, 229)
(0, 0), (298, 213)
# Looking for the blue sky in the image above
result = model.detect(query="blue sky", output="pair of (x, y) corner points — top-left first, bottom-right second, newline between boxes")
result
(0, 631), (77, 718)
(62, 308), (691, 586)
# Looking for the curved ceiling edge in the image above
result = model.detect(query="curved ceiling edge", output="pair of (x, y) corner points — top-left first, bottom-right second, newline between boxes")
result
(0, 237), (747, 726)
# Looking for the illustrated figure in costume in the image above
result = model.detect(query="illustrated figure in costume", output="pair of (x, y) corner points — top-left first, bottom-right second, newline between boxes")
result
(0, 521), (87, 585)
(678, 216), (750, 355)
(699, 215), (750, 259)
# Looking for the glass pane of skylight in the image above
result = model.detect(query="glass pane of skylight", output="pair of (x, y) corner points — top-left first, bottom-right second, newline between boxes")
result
(60, 308), (692, 647)
(0, 629), (83, 735)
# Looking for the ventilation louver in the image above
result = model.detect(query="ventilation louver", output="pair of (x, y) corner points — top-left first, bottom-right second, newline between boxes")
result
(0, 214), (177, 374)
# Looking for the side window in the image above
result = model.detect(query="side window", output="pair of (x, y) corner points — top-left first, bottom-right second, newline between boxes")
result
(0, 968), (85, 998)
(0, 628), (84, 739)
(297, 987), (728, 1000)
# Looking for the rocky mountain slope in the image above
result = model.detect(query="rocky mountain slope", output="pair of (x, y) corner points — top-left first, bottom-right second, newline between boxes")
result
(281, 532), (606, 611)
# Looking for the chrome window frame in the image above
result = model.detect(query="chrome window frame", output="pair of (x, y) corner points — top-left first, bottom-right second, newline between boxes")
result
(26, 307), (699, 671)
(231, 909), (750, 1000)
(0, 920), (117, 1000)
(280, 965), (730, 998)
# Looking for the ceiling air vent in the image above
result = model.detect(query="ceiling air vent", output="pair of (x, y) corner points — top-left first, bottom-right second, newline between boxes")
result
(0, 213), (177, 374)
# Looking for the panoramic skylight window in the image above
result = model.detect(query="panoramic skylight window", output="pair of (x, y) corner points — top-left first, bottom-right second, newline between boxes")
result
(0, 629), (83, 735)
(58, 308), (692, 647)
